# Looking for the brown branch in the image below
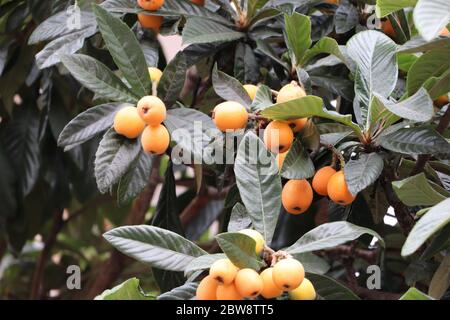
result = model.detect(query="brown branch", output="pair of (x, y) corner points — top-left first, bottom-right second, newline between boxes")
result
(351, 285), (402, 300)
(411, 106), (450, 175)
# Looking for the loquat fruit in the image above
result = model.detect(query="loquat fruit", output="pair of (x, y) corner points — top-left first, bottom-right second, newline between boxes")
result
(216, 283), (243, 300)
(260, 268), (283, 299)
(441, 28), (450, 36)
(137, 96), (166, 126)
(137, 0), (164, 11)
(263, 121), (294, 153)
(276, 151), (288, 170)
(272, 258), (305, 291)
(238, 229), (265, 255)
(327, 170), (356, 206)
(190, 0), (205, 5)
(243, 84), (258, 101)
(276, 82), (306, 104)
(141, 124), (170, 155)
(281, 179), (313, 215)
(284, 118), (308, 133)
(196, 275), (218, 300)
(113, 106), (145, 139)
(435, 95), (449, 107)
(381, 20), (395, 38)
(312, 166), (337, 196)
(209, 258), (239, 285)
(148, 67), (163, 83)
(138, 14), (163, 31)
(289, 278), (316, 300)
(212, 101), (248, 132)
(234, 268), (264, 298)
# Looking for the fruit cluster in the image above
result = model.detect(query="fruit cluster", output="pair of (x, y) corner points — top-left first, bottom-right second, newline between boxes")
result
(137, 0), (204, 32)
(196, 229), (316, 300)
(113, 68), (170, 155)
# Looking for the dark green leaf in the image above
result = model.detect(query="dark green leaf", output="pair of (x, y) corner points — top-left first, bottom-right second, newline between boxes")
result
(344, 153), (384, 195)
(228, 203), (252, 232)
(95, 278), (154, 300)
(215, 232), (264, 270)
(157, 282), (198, 300)
(158, 52), (188, 106)
(212, 65), (252, 108)
(307, 273), (360, 300)
(182, 18), (245, 45)
(280, 140), (315, 180)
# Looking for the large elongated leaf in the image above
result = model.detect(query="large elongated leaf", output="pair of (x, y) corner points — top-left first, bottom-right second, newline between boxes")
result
(397, 36), (450, 54)
(215, 232), (264, 270)
(335, 3), (359, 34)
(95, 278), (153, 300)
(94, 129), (141, 193)
(413, 0), (450, 41)
(301, 37), (349, 68)
(307, 273), (360, 300)
(285, 221), (384, 254)
(292, 253), (330, 275)
(346, 30), (398, 125)
(428, 254), (450, 299)
(379, 126), (450, 157)
(344, 153), (384, 195)
(157, 282), (198, 300)
(57, 102), (125, 151)
(60, 54), (138, 103)
(184, 253), (226, 276)
(104, 225), (206, 271)
(234, 132), (281, 244)
(228, 203), (252, 232)
(93, 5), (151, 97)
(375, 0), (417, 18)
(392, 173), (449, 206)
(284, 13), (311, 66)
(157, 52), (188, 106)
(280, 140), (315, 180)
(182, 18), (244, 46)
(402, 198), (450, 256)
(212, 65), (252, 108)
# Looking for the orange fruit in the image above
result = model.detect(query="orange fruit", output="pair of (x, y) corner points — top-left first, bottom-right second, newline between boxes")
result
(381, 20), (395, 38)
(272, 258), (305, 291)
(285, 118), (308, 133)
(212, 101), (248, 132)
(216, 283), (243, 300)
(137, 0), (164, 10)
(263, 121), (294, 153)
(141, 124), (170, 155)
(138, 14), (163, 31)
(327, 171), (356, 205)
(196, 275), (218, 300)
(190, 0), (205, 5)
(281, 179), (313, 215)
(137, 96), (166, 126)
(276, 151), (288, 170)
(260, 268), (283, 299)
(312, 166), (337, 196)
(234, 269), (264, 298)
(276, 82), (306, 103)
(435, 95), (449, 107)
(113, 106), (145, 139)
(289, 278), (316, 300)
(209, 259), (239, 285)
(243, 84), (258, 101)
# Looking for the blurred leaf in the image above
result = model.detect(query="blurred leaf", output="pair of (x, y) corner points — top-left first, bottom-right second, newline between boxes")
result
(157, 282), (198, 300)
(375, 0), (417, 18)
(428, 253), (450, 299)
(228, 203), (252, 232)
(95, 278), (154, 300)
(182, 18), (244, 45)
(157, 52), (188, 106)
(335, 3), (359, 34)
(399, 287), (433, 300)
(413, 0), (450, 41)
(307, 273), (360, 300)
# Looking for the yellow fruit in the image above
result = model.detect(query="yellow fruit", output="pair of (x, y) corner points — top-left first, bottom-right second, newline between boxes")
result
(113, 106), (145, 139)
(312, 166), (337, 196)
(276, 82), (306, 103)
(272, 258), (305, 291)
(289, 278), (316, 300)
(263, 121), (294, 153)
(243, 84), (258, 101)
(281, 180), (313, 215)
(137, 96), (166, 126)
(209, 259), (239, 285)
(137, 0), (164, 10)
(138, 14), (163, 31)
(212, 101), (248, 132)
(141, 124), (170, 155)
(216, 283), (243, 300)
(276, 151), (288, 170)
(327, 171), (356, 205)
(234, 269), (264, 298)
(285, 118), (308, 133)
(260, 268), (283, 299)
(196, 275), (218, 300)
(238, 229), (265, 255)
(148, 67), (163, 83)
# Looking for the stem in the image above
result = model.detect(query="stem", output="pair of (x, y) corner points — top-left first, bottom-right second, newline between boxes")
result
(231, 0), (243, 20)
(322, 143), (346, 168)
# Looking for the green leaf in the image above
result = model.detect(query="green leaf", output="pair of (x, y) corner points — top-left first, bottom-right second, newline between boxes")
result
(335, 3), (359, 34)
(94, 129), (141, 193)
(228, 203), (252, 232)
(397, 36), (450, 54)
(424, 68), (450, 99)
(292, 253), (330, 275)
(413, 0), (450, 41)
(57, 102), (125, 151)
(182, 18), (245, 46)
(157, 282), (198, 300)
(402, 198), (450, 256)
(280, 140), (315, 180)
(346, 30), (398, 125)
(344, 153), (384, 195)
(117, 151), (153, 205)
(399, 287), (434, 300)
(392, 173), (449, 206)
(375, 0), (417, 18)
(215, 232), (264, 270)
(286, 221), (385, 254)
(212, 65), (252, 108)
(397, 53), (419, 72)
(251, 84), (274, 112)
(255, 39), (291, 71)
(284, 13), (311, 66)
(104, 225), (207, 271)
(406, 47), (450, 96)
(379, 126), (450, 157)
(184, 254), (226, 277)
(158, 52), (188, 106)
(60, 54), (138, 103)
(234, 132), (282, 245)
(261, 96), (362, 138)
(302, 37), (349, 68)
(95, 278), (154, 300)
(428, 253), (450, 299)
(307, 273), (360, 300)
(93, 5), (151, 97)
